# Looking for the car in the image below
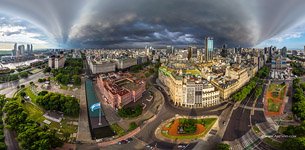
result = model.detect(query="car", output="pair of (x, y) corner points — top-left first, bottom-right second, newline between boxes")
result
(127, 138), (133, 142)
(177, 144), (186, 148)
(145, 145), (152, 149)
(223, 121), (226, 125)
(118, 140), (128, 145)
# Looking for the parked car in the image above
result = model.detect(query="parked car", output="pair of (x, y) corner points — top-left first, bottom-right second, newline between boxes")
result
(118, 140), (128, 145)
(223, 121), (226, 125)
(177, 144), (187, 149)
(127, 138), (133, 142)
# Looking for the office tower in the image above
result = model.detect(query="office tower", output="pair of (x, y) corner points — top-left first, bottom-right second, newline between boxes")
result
(205, 37), (213, 62)
(166, 45), (174, 54)
(30, 44), (33, 52)
(264, 47), (268, 55)
(268, 46), (272, 57)
(12, 43), (17, 56)
(27, 44), (31, 55)
(188, 46), (197, 60)
(14, 43), (17, 51)
(18, 45), (25, 56)
(220, 44), (227, 57)
(281, 47), (287, 57)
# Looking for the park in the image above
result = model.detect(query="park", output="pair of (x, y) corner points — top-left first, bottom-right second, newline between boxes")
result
(265, 82), (287, 116)
(159, 116), (217, 142)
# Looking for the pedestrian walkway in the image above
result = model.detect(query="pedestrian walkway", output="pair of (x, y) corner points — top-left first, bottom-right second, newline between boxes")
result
(239, 105), (264, 111)
(76, 79), (94, 143)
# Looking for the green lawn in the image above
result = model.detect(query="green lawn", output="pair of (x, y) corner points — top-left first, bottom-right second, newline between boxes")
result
(263, 137), (281, 149)
(278, 126), (288, 134)
(49, 119), (78, 136)
(23, 102), (45, 123)
(268, 83), (286, 99)
(24, 87), (37, 103)
(162, 118), (217, 140)
(15, 88), (78, 141)
(268, 99), (281, 112)
(279, 86), (286, 99)
(110, 123), (125, 136)
(253, 126), (260, 133)
(30, 69), (41, 74)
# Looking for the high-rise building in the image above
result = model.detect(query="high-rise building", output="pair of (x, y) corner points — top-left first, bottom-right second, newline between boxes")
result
(14, 43), (17, 51)
(205, 37), (213, 62)
(30, 44), (33, 52)
(281, 47), (287, 57)
(166, 45), (175, 54)
(220, 44), (227, 57)
(26, 44), (31, 55)
(264, 47), (268, 55)
(12, 43), (17, 56)
(268, 46), (273, 57)
(188, 46), (197, 60)
(17, 45), (25, 57)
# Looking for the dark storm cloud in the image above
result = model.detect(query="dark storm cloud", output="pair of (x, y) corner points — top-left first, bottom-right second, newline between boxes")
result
(0, 0), (86, 43)
(1, 0), (305, 48)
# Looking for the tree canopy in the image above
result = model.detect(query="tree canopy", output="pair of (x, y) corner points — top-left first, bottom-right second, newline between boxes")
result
(3, 100), (63, 150)
(51, 58), (83, 85)
(36, 92), (80, 116)
(292, 78), (305, 120)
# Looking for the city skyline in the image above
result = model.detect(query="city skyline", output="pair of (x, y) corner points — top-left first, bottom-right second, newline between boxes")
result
(1, 0), (305, 49)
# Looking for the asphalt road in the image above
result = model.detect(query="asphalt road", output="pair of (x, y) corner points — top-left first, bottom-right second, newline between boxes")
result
(0, 71), (46, 97)
(223, 107), (251, 141)
(134, 77), (226, 149)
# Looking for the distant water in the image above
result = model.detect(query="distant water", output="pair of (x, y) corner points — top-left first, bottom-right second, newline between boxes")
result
(0, 51), (12, 55)
(2, 59), (43, 69)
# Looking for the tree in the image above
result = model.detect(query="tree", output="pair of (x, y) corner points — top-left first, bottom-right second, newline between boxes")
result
(38, 91), (48, 96)
(36, 92), (80, 116)
(72, 75), (81, 85)
(118, 105), (142, 118)
(0, 142), (6, 150)
(128, 122), (138, 131)
(20, 92), (26, 97)
(0, 95), (6, 108)
(43, 67), (51, 73)
(38, 78), (46, 83)
(216, 143), (230, 150)
(282, 137), (305, 150)
(19, 72), (29, 78)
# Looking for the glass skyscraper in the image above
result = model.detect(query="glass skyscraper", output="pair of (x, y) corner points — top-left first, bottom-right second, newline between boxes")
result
(205, 37), (214, 62)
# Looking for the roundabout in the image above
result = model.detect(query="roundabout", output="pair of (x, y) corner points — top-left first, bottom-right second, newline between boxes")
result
(155, 115), (218, 143)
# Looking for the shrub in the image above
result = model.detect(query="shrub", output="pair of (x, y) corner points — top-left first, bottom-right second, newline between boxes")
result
(38, 91), (48, 96)
(20, 92), (26, 97)
(128, 122), (138, 131)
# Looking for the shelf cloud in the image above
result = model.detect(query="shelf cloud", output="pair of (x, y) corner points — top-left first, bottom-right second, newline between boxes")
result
(1, 0), (305, 48)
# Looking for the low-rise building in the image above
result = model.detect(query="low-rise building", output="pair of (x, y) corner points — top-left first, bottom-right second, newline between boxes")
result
(158, 65), (220, 108)
(97, 72), (146, 109)
(116, 58), (137, 70)
(211, 65), (257, 100)
(48, 55), (65, 69)
(271, 56), (287, 70)
(87, 56), (116, 74)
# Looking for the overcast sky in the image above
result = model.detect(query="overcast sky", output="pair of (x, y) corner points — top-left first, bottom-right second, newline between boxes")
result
(1, 0), (305, 49)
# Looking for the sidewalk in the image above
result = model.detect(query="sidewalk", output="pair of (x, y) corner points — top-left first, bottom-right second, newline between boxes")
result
(76, 79), (94, 143)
